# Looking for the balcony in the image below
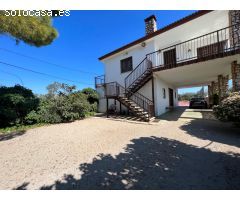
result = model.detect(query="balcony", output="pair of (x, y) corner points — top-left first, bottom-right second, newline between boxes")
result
(146, 23), (240, 71)
(125, 23), (240, 90)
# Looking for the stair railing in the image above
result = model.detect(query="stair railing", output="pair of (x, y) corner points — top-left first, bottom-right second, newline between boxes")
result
(125, 57), (153, 90)
(105, 82), (154, 119)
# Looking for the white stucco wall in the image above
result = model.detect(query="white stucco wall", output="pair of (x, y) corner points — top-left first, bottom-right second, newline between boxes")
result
(154, 11), (229, 50)
(138, 80), (153, 100)
(154, 76), (178, 116)
(103, 40), (156, 86)
(96, 86), (106, 113)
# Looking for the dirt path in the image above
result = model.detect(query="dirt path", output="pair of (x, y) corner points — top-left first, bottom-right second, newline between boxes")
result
(0, 115), (239, 189)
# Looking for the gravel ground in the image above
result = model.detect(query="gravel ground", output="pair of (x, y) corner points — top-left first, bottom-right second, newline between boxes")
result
(0, 112), (240, 189)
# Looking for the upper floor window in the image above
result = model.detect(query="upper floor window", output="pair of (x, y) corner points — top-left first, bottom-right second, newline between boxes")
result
(120, 57), (133, 73)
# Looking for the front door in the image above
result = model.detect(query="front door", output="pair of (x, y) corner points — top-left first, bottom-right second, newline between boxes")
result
(169, 88), (174, 107)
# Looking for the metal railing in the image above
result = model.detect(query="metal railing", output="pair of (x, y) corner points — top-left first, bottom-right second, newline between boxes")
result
(105, 82), (154, 118)
(125, 23), (240, 90)
(125, 57), (153, 89)
(146, 23), (240, 69)
(95, 75), (105, 88)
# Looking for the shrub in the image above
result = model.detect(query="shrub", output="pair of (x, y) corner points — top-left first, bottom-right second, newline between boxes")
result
(1, 82), (99, 127)
(81, 87), (99, 104)
(213, 94), (219, 105)
(0, 85), (39, 127)
(213, 92), (240, 126)
(25, 83), (98, 124)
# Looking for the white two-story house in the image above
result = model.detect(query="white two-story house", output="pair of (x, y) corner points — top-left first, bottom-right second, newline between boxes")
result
(95, 10), (240, 121)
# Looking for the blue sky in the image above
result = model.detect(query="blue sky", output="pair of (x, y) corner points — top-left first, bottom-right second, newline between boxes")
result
(0, 10), (198, 94)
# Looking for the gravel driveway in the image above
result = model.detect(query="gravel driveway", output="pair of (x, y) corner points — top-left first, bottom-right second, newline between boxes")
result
(0, 112), (240, 189)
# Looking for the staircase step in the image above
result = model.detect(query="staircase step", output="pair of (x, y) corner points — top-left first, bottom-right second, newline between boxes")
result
(129, 105), (139, 108)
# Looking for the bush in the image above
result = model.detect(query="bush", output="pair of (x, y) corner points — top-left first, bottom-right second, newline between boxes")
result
(213, 92), (240, 126)
(213, 94), (219, 105)
(25, 83), (98, 124)
(81, 87), (99, 104)
(0, 85), (39, 127)
(1, 82), (99, 127)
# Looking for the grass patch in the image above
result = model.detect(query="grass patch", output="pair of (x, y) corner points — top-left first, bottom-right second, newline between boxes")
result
(0, 123), (47, 135)
(85, 112), (96, 117)
(0, 113), (96, 135)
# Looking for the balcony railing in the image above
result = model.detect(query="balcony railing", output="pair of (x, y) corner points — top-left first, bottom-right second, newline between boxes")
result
(125, 23), (240, 90)
(95, 75), (105, 88)
(146, 23), (240, 70)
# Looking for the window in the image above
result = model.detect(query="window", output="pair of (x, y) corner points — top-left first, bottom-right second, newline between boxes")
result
(162, 88), (166, 99)
(175, 91), (177, 99)
(120, 57), (133, 73)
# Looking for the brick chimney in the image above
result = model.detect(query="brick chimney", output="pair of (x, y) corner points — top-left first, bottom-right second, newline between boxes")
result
(144, 15), (157, 35)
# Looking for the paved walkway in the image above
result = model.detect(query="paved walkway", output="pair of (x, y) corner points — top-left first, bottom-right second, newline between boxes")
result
(0, 112), (239, 189)
(158, 106), (216, 121)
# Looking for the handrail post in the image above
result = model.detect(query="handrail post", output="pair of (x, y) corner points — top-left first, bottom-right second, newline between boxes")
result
(94, 77), (96, 88)
(217, 30), (220, 54)
(232, 25), (235, 50)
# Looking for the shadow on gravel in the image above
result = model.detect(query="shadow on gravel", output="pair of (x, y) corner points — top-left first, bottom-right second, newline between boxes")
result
(37, 136), (240, 190)
(13, 182), (29, 190)
(180, 119), (240, 148)
(0, 130), (26, 142)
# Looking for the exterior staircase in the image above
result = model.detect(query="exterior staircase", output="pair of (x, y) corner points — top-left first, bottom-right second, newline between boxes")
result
(105, 82), (154, 121)
(104, 56), (155, 122)
(117, 96), (153, 121)
(125, 57), (153, 94)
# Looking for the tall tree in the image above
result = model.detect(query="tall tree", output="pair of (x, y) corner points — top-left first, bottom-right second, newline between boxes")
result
(0, 10), (58, 47)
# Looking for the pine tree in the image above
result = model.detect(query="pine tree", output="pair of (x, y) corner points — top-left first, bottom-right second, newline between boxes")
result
(0, 10), (58, 47)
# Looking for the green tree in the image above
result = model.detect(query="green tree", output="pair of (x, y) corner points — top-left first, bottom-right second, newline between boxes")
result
(0, 85), (39, 127)
(0, 10), (58, 47)
(178, 92), (195, 101)
(81, 87), (99, 104)
(46, 82), (76, 97)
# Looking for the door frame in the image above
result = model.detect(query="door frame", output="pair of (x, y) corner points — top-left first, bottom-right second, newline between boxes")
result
(168, 88), (174, 107)
(163, 48), (177, 67)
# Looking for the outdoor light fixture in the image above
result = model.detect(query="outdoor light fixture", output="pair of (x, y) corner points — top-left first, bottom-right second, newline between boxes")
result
(141, 42), (146, 47)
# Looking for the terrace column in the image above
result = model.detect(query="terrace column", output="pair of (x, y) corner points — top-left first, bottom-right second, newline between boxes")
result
(231, 61), (240, 92)
(211, 81), (218, 95)
(218, 74), (229, 100)
(208, 84), (213, 107)
(211, 81), (219, 105)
